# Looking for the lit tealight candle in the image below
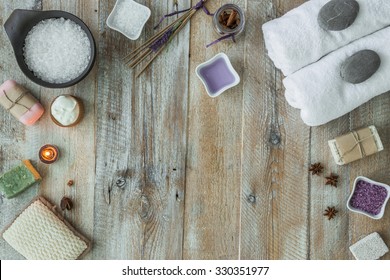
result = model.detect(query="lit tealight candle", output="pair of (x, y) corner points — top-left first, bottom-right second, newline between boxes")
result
(39, 144), (59, 164)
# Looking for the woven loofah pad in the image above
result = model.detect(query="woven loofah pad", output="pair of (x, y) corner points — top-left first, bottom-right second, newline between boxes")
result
(2, 197), (90, 259)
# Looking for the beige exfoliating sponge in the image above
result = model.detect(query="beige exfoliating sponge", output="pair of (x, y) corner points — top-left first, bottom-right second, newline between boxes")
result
(2, 197), (90, 259)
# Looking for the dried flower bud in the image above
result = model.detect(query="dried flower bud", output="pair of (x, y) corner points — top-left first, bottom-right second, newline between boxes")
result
(60, 197), (73, 211)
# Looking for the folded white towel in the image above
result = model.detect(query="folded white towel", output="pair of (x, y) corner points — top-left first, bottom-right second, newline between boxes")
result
(283, 26), (390, 126)
(262, 0), (390, 76)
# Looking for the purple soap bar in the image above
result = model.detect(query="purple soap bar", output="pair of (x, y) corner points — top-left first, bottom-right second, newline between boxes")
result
(196, 53), (240, 97)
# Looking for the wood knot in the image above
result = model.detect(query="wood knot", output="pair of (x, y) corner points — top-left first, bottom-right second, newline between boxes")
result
(107, 112), (118, 121)
(116, 177), (126, 189)
(269, 132), (281, 146)
(139, 194), (151, 221)
(247, 194), (256, 204)
(175, 190), (183, 202)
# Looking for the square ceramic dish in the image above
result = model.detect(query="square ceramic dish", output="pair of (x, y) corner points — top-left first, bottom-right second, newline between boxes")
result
(195, 53), (240, 97)
(106, 0), (151, 40)
(347, 176), (390, 219)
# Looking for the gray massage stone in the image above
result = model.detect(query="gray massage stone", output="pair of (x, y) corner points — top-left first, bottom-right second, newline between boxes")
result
(349, 232), (389, 260)
(340, 50), (381, 84)
(318, 0), (359, 31)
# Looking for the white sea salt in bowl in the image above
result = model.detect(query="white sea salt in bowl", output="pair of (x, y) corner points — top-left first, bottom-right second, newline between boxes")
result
(106, 0), (151, 40)
(24, 18), (91, 84)
(4, 9), (96, 88)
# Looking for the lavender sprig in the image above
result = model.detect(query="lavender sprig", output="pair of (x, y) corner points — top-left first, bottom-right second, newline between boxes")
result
(124, 0), (209, 77)
(150, 27), (174, 52)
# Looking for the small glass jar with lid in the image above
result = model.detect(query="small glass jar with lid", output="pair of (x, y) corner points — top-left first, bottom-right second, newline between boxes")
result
(212, 4), (245, 39)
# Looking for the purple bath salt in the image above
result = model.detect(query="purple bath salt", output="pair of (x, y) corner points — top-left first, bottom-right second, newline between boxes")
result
(349, 180), (388, 215)
(198, 57), (236, 95)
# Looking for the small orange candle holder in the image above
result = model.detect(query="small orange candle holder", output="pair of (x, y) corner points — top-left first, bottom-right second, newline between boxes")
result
(39, 144), (59, 164)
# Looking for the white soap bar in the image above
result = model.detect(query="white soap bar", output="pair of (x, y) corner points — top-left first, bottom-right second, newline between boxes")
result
(349, 232), (389, 260)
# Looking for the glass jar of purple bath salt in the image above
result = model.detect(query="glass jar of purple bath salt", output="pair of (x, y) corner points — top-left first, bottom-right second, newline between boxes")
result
(347, 176), (390, 219)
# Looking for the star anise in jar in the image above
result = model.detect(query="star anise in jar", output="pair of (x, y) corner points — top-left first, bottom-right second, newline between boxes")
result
(324, 206), (338, 220)
(309, 162), (324, 176)
(325, 174), (338, 187)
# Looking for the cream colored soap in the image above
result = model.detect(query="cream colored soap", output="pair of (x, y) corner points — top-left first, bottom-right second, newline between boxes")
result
(51, 95), (80, 126)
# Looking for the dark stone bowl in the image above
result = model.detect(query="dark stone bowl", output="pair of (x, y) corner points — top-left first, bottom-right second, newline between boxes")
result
(4, 9), (96, 88)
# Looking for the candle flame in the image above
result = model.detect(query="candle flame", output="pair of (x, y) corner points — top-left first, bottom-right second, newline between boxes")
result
(39, 145), (58, 164)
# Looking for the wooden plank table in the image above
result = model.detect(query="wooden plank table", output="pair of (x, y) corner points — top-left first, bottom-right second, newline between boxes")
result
(1, 0), (389, 260)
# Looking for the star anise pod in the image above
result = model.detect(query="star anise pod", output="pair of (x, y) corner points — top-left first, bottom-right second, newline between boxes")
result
(309, 162), (324, 175)
(324, 206), (338, 220)
(60, 197), (73, 211)
(325, 174), (338, 187)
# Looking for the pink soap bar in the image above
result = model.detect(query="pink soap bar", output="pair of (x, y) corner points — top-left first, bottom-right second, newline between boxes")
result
(0, 80), (44, 125)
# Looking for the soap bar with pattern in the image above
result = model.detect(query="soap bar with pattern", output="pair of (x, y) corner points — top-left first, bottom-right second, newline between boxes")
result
(0, 160), (41, 198)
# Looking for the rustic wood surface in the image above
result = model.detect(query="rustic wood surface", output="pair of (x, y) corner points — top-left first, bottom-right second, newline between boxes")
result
(1, 0), (389, 260)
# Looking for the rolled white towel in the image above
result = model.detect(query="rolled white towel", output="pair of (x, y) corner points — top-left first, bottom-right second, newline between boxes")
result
(262, 0), (390, 76)
(283, 26), (390, 126)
